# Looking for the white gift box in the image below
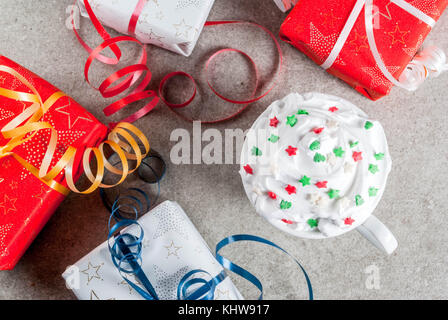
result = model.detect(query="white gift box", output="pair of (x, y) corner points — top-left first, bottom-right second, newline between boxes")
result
(62, 201), (243, 300)
(77, 0), (215, 56)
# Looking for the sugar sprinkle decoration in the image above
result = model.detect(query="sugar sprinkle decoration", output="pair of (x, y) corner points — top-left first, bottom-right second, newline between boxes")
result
(315, 181), (328, 189)
(286, 114), (297, 127)
(251, 146), (262, 156)
(285, 185), (297, 195)
(344, 217), (355, 225)
(313, 127), (324, 134)
(352, 151), (363, 162)
(374, 153), (385, 160)
(270, 116), (279, 127)
(307, 219), (318, 228)
(309, 140), (321, 151)
(368, 164), (379, 174)
(299, 175), (311, 187)
(349, 141), (359, 148)
(368, 187), (379, 197)
(364, 121), (374, 130)
(268, 134), (279, 143)
(313, 153), (326, 163)
(285, 146), (298, 156)
(280, 200), (292, 210)
(243, 164), (253, 175)
(333, 147), (345, 157)
(328, 189), (340, 199)
(355, 195), (364, 206)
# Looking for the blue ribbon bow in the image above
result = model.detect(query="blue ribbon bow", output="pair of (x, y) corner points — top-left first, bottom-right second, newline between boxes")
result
(105, 189), (313, 300)
(101, 154), (312, 300)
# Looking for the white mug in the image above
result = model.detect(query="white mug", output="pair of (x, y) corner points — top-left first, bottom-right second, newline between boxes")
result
(240, 93), (398, 254)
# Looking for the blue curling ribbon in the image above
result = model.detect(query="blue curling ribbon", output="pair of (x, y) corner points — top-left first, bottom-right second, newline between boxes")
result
(105, 191), (313, 300)
(106, 190), (223, 300)
(102, 153), (313, 300)
(215, 234), (313, 300)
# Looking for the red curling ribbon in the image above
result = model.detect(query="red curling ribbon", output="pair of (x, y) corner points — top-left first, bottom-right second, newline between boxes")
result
(128, 0), (147, 36)
(73, 1), (283, 124)
(72, 0), (158, 126)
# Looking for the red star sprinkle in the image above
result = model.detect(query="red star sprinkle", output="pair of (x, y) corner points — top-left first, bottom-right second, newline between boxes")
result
(344, 217), (355, 225)
(270, 116), (279, 127)
(315, 181), (328, 189)
(268, 191), (277, 199)
(243, 164), (253, 175)
(352, 151), (363, 162)
(285, 185), (297, 195)
(281, 219), (294, 224)
(313, 127), (324, 134)
(285, 146), (298, 156)
(329, 106), (339, 112)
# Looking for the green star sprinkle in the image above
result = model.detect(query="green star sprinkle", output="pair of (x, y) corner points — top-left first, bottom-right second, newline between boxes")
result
(327, 189), (340, 199)
(333, 147), (345, 157)
(349, 141), (359, 148)
(309, 140), (320, 151)
(313, 153), (326, 163)
(251, 146), (262, 156)
(268, 134), (279, 143)
(355, 195), (364, 206)
(307, 219), (318, 228)
(364, 121), (374, 130)
(298, 175), (311, 187)
(297, 109), (309, 115)
(280, 200), (292, 210)
(368, 164), (379, 174)
(368, 187), (379, 197)
(374, 153), (385, 160)
(286, 115), (297, 127)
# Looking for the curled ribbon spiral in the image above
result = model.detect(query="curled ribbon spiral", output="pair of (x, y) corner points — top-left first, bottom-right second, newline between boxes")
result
(106, 188), (313, 300)
(0, 65), (150, 195)
(107, 190), (224, 300)
(399, 45), (448, 90)
(73, 0), (283, 124)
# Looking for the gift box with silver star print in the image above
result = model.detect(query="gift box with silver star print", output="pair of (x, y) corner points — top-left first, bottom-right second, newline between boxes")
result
(77, 0), (215, 56)
(62, 201), (243, 300)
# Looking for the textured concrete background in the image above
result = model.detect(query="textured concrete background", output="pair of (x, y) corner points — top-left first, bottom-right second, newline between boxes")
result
(0, 0), (447, 299)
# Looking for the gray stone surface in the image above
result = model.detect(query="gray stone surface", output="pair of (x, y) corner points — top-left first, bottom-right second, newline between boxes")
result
(0, 0), (447, 300)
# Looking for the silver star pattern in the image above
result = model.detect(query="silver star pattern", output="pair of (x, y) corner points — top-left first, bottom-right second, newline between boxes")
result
(173, 19), (193, 39)
(151, 205), (189, 240)
(150, 265), (190, 300)
(165, 241), (182, 258)
(176, 0), (204, 9)
(81, 261), (104, 285)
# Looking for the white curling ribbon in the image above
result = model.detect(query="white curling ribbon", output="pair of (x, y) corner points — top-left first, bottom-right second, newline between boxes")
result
(321, 0), (447, 92)
(399, 46), (448, 90)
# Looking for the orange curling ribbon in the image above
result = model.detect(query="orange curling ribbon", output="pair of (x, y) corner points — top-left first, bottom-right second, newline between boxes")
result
(0, 65), (150, 196)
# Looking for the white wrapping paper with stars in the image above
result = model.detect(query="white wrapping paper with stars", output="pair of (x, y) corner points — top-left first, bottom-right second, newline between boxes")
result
(77, 0), (215, 56)
(62, 201), (243, 300)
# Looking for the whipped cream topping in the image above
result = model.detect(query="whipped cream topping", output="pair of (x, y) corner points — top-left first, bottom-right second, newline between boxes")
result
(240, 93), (392, 238)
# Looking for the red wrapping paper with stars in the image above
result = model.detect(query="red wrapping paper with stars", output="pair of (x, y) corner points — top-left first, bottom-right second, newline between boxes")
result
(0, 56), (108, 270)
(280, 0), (448, 100)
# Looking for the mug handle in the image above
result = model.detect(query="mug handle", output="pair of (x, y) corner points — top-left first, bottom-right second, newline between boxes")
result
(356, 215), (398, 255)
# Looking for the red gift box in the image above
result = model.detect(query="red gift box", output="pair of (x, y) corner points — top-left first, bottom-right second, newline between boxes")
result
(0, 56), (108, 270)
(280, 0), (448, 100)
